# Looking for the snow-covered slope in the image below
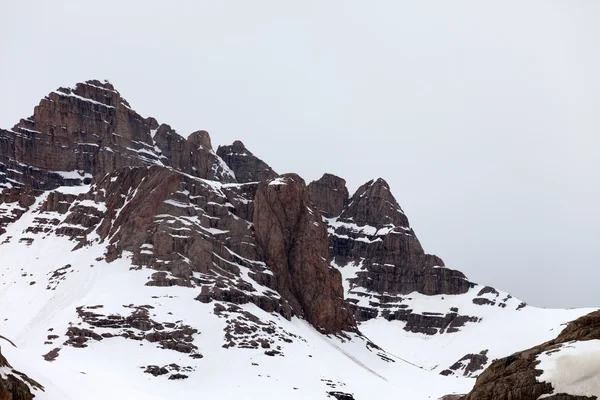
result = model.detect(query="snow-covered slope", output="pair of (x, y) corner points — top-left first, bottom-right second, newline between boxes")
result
(357, 287), (594, 377)
(0, 188), (469, 399)
(0, 181), (593, 400)
(0, 80), (596, 400)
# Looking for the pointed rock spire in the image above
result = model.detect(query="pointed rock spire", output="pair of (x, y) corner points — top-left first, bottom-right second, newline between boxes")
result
(341, 177), (409, 228)
(307, 173), (349, 218)
(216, 140), (277, 183)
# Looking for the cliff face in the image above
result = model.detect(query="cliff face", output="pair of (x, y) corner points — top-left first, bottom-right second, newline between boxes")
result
(0, 80), (233, 191)
(216, 140), (277, 183)
(307, 174), (473, 326)
(253, 174), (355, 333)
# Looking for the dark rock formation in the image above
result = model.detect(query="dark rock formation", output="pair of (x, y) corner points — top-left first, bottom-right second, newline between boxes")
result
(317, 177), (474, 326)
(0, 188), (38, 235)
(327, 392), (356, 400)
(462, 310), (600, 400)
(381, 309), (479, 335)
(0, 342), (43, 400)
(307, 173), (349, 218)
(253, 174), (356, 334)
(441, 350), (489, 377)
(341, 178), (409, 227)
(65, 304), (201, 355)
(0, 80), (234, 191)
(153, 126), (236, 183)
(216, 140), (277, 183)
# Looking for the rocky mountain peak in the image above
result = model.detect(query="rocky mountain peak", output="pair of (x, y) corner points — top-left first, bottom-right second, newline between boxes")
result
(187, 130), (213, 150)
(51, 79), (125, 109)
(231, 140), (246, 149)
(216, 140), (277, 183)
(0, 79), (236, 190)
(307, 173), (349, 218)
(340, 177), (408, 229)
(0, 79), (472, 334)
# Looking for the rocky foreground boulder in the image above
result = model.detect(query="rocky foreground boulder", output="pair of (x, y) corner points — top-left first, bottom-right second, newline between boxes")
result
(461, 310), (600, 400)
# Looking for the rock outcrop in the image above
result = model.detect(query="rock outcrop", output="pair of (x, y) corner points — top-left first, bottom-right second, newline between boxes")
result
(253, 174), (356, 334)
(307, 173), (349, 218)
(313, 176), (473, 326)
(461, 310), (600, 400)
(153, 126), (236, 183)
(441, 350), (489, 377)
(0, 342), (43, 400)
(216, 140), (277, 183)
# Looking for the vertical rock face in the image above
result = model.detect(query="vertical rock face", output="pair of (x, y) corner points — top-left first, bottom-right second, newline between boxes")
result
(307, 173), (349, 218)
(153, 126), (236, 183)
(316, 177), (472, 323)
(216, 140), (277, 183)
(0, 80), (159, 189)
(253, 174), (356, 334)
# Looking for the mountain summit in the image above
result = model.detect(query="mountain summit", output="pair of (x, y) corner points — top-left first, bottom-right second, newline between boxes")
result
(0, 80), (596, 400)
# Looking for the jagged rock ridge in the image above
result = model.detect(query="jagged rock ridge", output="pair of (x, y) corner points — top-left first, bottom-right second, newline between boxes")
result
(0, 79), (234, 191)
(3, 79), (592, 399)
(0, 79), (469, 338)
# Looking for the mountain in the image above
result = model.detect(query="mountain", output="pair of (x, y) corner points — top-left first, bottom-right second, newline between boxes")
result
(0, 80), (596, 400)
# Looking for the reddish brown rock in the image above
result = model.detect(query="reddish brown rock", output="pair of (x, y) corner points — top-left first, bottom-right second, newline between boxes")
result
(307, 173), (349, 218)
(153, 125), (236, 183)
(216, 140), (277, 183)
(0, 187), (38, 235)
(0, 80), (235, 191)
(318, 177), (474, 331)
(253, 174), (356, 334)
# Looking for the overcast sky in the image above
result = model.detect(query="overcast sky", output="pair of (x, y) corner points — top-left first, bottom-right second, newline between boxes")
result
(1, 1), (598, 308)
